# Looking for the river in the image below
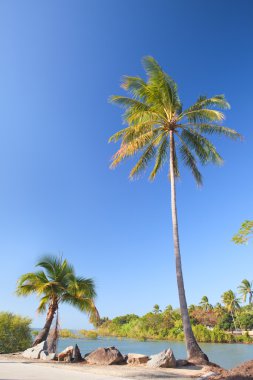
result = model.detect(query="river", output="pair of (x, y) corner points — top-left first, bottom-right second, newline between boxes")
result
(57, 336), (253, 369)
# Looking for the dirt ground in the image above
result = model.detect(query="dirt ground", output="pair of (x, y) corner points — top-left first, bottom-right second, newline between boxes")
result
(206, 360), (253, 379)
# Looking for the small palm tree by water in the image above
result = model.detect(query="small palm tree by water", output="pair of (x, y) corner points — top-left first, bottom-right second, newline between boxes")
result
(16, 255), (99, 346)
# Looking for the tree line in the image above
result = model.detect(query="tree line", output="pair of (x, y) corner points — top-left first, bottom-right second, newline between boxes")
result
(97, 279), (253, 344)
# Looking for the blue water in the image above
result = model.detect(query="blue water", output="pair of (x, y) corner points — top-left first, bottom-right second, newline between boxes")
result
(57, 337), (253, 369)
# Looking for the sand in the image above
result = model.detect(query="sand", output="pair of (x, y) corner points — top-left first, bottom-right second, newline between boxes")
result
(0, 353), (210, 379)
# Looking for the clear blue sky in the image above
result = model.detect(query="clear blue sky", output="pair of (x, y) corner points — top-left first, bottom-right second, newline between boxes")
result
(0, 0), (252, 329)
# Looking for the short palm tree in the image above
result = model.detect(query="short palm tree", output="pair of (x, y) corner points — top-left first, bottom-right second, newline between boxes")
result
(109, 56), (240, 362)
(238, 279), (253, 304)
(199, 296), (212, 311)
(221, 290), (240, 329)
(213, 302), (224, 318)
(16, 255), (99, 346)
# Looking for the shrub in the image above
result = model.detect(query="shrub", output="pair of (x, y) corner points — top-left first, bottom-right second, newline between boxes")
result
(0, 312), (32, 353)
(79, 329), (98, 339)
(59, 329), (77, 338)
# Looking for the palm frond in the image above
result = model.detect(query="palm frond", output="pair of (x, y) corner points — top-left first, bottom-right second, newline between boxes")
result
(180, 129), (223, 165)
(183, 95), (230, 113)
(121, 76), (150, 100)
(129, 143), (156, 179)
(181, 123), (241, 140)
(179, 109), (225, 123)
(149, 134), (169, 180)
(142, 56), (181, 114)
(178, 138), (202, 185)
(37, 295), (49, 313)
(110, 129), (159, 168)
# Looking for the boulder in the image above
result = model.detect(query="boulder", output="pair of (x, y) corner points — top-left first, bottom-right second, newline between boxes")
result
(58, 346), (74, 362)
(147, 348), (176, 368)
(176, 359), (189, 367)
(85, 346), (125, 365)
(73, 344), (83, 362)
(23, 341), (48, 359)
(127, 353), (149, 365)
(40, 351), (56, 361)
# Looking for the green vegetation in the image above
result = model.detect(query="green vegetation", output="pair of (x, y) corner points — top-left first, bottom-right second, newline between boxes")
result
(238, 279), (253, 304)
(16, 255), (99, 346)
(233, 220), (253, 244)
(109, 56), (240, 361)
(79, 329), (98, 339)
(0, 312), (32, 353)
(98, 281), (253, 344)
(59, 329), (78, 338)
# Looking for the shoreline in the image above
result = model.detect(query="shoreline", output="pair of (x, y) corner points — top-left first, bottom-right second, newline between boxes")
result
(59, 333), (253, 345)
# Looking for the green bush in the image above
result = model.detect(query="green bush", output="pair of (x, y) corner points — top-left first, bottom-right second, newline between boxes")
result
(59, 329), (78, 338)
(0, 312), (32, 353)
(79, 329), (98, 339)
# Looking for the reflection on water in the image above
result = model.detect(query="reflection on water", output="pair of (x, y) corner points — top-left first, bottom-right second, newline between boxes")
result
(57, 336), (253, 369)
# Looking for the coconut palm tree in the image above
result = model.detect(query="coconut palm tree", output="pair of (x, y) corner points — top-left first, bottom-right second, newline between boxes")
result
(213, 302), (224, 318)
(109, 56), (240, 363)
(153, 304), (162, 314)
(238, 279), (253, 304)
(199, 296), (212, 311)
(221, 290), (240, 329)
(16, 255), (99, 346)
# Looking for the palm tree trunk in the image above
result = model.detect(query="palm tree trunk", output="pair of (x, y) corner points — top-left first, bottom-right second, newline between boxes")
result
(32, 302), (58, 346)
(231, 310), (237, 330)
(249, 293), (252, 304)
(169, 131), (208, 363)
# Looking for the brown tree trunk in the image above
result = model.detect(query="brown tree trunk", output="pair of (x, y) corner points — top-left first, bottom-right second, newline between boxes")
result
(32, 302), (58, 347)
(169, 130), (208, 364)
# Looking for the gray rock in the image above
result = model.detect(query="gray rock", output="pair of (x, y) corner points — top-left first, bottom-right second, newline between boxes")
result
(40, 351), (56, 361)
(22, 341), (48, 359)
(147, 348), (176, 368)
(73, 344), (83, 362)
(85, 346), (125, 365)
(176, 359), (189, 367)
(127, 353), (149, 365)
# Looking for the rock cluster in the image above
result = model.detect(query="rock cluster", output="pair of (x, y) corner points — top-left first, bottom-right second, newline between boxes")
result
(22, 341), (56, 361)
(22, 343), (179, 368)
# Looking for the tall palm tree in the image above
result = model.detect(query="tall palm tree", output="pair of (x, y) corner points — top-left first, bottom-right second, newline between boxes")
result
(108, 56), (240, 363)
(16, 255), (99, 346)
(238, 279), (253, 304)
(221, 290), (240, 329)
(199, 296), (212, 311)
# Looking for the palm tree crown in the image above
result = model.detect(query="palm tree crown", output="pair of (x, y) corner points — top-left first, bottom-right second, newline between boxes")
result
(109, 56), (240, 183)
(238, 279), (253, 304)
(199, 296), (212, 311)
(221, 290), (241, 312)
(17, 255), (98, 346)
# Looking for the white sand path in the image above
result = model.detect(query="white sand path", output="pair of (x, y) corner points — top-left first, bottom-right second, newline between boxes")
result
(0, 356), (208, 380)
(0, 360), (132, 380)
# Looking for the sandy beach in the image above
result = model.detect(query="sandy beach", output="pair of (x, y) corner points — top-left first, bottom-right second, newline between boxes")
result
(0, 353), (209, 379)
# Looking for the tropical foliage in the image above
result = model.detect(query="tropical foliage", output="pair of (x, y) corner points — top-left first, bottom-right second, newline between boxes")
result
(109, 56), (240, 362)
(0, 312), (32, 353)
(233, 220), (253, 245)
(98, 284), (253, 344)
(16, 255), (99, 347)
(238, 279), (253, 304)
